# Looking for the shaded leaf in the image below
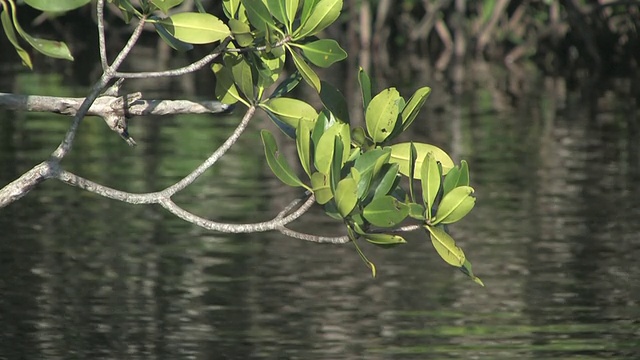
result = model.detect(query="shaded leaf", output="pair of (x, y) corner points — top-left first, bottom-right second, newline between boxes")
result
(242, 0), (276, 32)
(153, 20), (194, 51)
(285, 0), (299, 31)
(354, 148), (391, 199)
(442, 164), (461, 195)
(389, 142), (455, 177)
(364, 233), (406, 246)
(424, 225), (465, 267)
(228, 18), (253, 47)
(269, 72), (302, 98)
(363, 195), (409, 227)
(373, 163), (399, 198)
(319, 80), (349, 124)
(460, 259), (485, 286)
(266, 0), (287, 25)
(408, 203), (426, 220)
(295, 119), (313, 177)
(421, 152), (441, 220)
(358, 67), (372, 111)
(1, 8), (32, 69)
(260, 130), (309, 189)
(408, 143), (418, 203)
(229, 54), (254, 101)
(222, 0), (241, 18)
(150, 0), (184, 14)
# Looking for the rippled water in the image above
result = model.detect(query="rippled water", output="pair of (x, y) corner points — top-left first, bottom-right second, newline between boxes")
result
(1, 63), (639, 359)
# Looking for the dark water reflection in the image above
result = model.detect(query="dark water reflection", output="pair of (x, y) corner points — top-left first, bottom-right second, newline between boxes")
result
(1, 60), (639, 359)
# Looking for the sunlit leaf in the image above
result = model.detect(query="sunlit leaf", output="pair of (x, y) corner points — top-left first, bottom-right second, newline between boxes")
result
(365, 88), (402, 144)
(153, 18), (194, 51)
(460, 259), (485, 286)
(298, 0), (319, 30)
(296, 119), (313, 177)
(288, 45), (321, 92)
(358, 67), (372, 111)
(362, 195), (409, 227)
(311, 172), (333, 204)
(335, 177), (358, 217)
(260, 97), (317, 128)
(364, 233), (406, 247)
(211, 63), (241, 105)
(294, 0), (342, 38)
(260, 130), (309, 189)
(459, 160), (470, 186)
(432, 186), (475, 225)
(292, 39), (347, 68)
(389, 142), (455, 177)
(400, 86), (431, 131)
(421, 152), (441, 220)
(424, 225), (466, 267)
(442, 163), (461, 195)
(314, 122), (349, 175)
(1, 9), (32, 69)
(319, 80), (349, 124)
(155, 12), (230, 44)
(24, 0), (91, 12)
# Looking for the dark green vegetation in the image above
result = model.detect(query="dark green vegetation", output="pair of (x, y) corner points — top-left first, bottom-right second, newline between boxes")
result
(0, 0), (484, 283)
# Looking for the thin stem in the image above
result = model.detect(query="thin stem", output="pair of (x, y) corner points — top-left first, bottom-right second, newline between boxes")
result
(97, 0), (108, 70)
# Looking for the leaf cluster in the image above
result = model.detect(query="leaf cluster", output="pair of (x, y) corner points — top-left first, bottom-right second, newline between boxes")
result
(3, 0), (482, 285)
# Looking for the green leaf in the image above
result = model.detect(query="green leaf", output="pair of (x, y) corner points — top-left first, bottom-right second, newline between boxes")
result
(260, 97), (318, 128)
(314, 122), (349, 175)
(459, 160), (470, 186)
(389, 142), (455, 177)
(311, 172), (333, 204)
(319, 80), (349, 124)
(421, 152), (441, 220)
(353, 148), (391, 199)
(228, 54), (254, 101)
(432, 186), (476, 225)
(460, 259), (484, 286)
(149, 0), (184, 14)
(424, 225), (466, 267)
(109, 0), (137, 23)
(335, 177), (358, 217)
(362, 195), (409, 228)
(242, 0), (277, 32)
(288, 45), (321, 92)
(330, 136), (343, 194)
(364, 233), (406, 246)
(295, 119), (313, 177)
(373, 163), (399, 198)
(292, 39), (347, 68)
(298, 0), (320, 29)
(260, 130), (309, 189)
(400, 86), (431, 131)
(358, 67), (372, 111)
(407, 143), (418, 203)
(211, 63), (241, 105)
(24, 0), (91, 11)
(266, 0), (287, 25)
(269, 72), (302, 98)
(408, 203), (426, 220)
(153, 20), (194, 51)
(294, 0), (342, 38)
(1, 8), (32, 69)
(285, 0), (299, 31)
(155, 12), (230, 44)
(228, 18), (254, 47)
(222, 0), (241, 18)
(442, 164), (461, 195)
(365, 88), (402, 144)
